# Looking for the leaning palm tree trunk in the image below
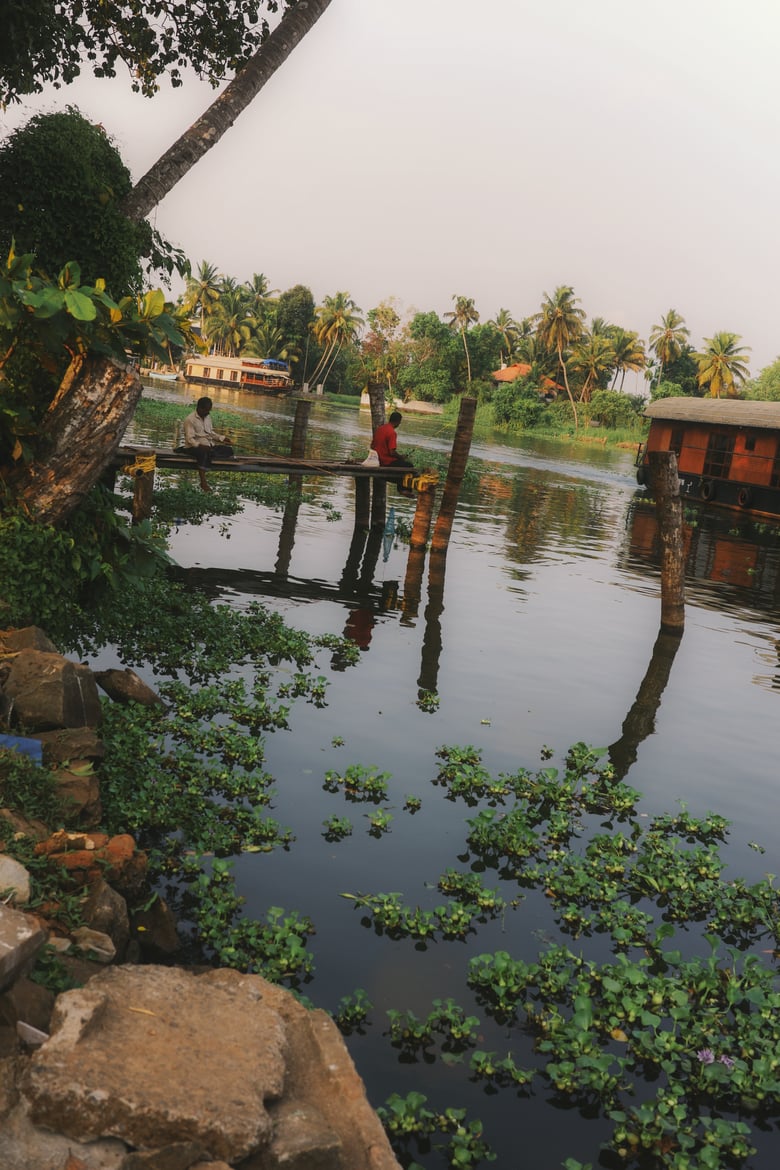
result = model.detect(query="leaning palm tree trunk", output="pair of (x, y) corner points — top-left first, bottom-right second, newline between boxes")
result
(14, 2), (333, 527)
(122, 0), (334, 223)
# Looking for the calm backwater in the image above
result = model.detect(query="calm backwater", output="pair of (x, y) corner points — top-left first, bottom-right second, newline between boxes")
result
(121, 382), (780, 1169)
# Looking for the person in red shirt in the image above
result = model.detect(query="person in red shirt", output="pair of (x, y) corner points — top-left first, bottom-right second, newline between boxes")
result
(371, 411), (414, 496)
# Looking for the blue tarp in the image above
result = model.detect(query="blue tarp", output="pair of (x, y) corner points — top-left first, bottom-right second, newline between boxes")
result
(0, 733), (43, 765)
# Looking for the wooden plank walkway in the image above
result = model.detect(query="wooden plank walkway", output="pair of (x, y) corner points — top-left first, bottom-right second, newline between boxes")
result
(114, 446), (425, 483)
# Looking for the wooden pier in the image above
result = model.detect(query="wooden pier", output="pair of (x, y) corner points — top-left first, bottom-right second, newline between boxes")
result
(114, 395), (478, 552)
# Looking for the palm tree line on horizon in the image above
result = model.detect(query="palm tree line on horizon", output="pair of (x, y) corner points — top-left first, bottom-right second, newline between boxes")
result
(177, 262), (755, 402)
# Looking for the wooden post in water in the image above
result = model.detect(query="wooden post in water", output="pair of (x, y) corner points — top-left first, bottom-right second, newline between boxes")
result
(648, 450), (685, 633)
(131, 469), (155, 525)
(410, 482), (437, 550)
(368, 382), (387, 525)
(290, 397), (312, 459)
(430, 396), (477, 553)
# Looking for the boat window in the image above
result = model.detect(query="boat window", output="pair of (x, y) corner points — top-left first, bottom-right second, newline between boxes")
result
(670, 427), (684, 456)
(203, 367), (211, 379)
(703, 432), (735, 479)
(231, 371), (239, 381)
(744, 435), (756, 452)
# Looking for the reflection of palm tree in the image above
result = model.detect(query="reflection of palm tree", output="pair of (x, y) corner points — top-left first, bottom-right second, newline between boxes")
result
(537, 285), (585, 427)
(488, 307), (520, 367)
(183, 260), (221, 335)
(649, 310), (689, 386)
(610, 328), (646, 389)
(444, 294), (479, 384)
(696, 332), (751, 397)
(308, 291), (364, 389)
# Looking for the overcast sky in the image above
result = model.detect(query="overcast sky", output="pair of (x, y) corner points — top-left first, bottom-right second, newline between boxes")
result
(3, 0), (780, 377)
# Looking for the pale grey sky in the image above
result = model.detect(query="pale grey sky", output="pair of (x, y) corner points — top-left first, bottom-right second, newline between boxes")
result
(3, 0), (780, 377)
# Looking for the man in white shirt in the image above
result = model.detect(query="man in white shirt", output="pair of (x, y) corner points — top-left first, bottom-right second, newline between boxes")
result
(181, 396), (234, 491)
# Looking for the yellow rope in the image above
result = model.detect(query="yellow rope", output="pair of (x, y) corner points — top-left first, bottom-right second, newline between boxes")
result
(401, 471), (439, 490)
(122, 453), (157, 477)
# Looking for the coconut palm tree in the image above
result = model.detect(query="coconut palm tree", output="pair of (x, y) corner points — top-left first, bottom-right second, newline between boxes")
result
(649, 310), (690, 386)
(244, 272), (278, 324)
(444, 294), (480, 384)
(536, 285), (586, 427)
(569, 332), (617, 403)
(204, 288), (255, 356)
(245, 318), (296, 365)
(610, 329), (646, 390)
(696, 333), (751, 398)
(182, 260), (222, 335)
(488, 308), (521, 367)
(308, 292), (364, 390)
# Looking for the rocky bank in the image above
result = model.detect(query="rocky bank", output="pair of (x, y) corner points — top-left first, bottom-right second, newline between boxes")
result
(0, 626), (400, 1170)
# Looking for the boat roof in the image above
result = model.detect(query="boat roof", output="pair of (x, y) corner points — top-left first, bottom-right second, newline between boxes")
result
(645, 397), (780, 430)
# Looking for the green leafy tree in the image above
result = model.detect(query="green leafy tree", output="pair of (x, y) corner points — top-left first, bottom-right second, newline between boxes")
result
(696, 332), (751, 398)
(277, 285), (315, 353)
(0, 245), (190, 523)
(587, 388), (643, 428)
(0, 0), (316, 103)
(0, 109), (167, 296)
(536, 285), (586, 428)
(444, 294), (480, 385)
(0, 1), (333, 525)
(396, 311), (461, 403)
(360, 300), (406, 398)
(649, 309), (690, 387)
(744, 358), (780, 401)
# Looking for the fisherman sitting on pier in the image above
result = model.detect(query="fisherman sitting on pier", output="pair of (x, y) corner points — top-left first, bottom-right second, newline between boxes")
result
(371, 411), (414, 497)
(179, 396), (234, 492)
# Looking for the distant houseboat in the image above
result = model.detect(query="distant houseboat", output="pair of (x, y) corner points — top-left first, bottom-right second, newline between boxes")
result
(182, 354), (292, 394)
(636, 397), (780, 518)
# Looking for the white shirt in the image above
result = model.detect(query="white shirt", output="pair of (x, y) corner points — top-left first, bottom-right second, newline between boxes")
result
(183, 411), (225, 447)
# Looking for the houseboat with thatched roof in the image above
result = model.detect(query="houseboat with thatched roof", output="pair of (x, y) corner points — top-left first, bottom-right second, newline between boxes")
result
(636, 397), (780, 518)
(182, 354), (292, 394)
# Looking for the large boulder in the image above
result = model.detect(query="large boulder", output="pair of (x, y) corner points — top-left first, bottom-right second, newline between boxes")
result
(2, 649), (102, 730)
(11, 965), (400, 1169)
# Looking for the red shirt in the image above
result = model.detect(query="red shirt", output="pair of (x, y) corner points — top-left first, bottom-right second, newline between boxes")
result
(371, 422), (398, 465)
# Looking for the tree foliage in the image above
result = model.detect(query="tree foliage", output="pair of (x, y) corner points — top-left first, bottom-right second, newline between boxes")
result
(0, 244), (189, 467)
(0, 0), (287, 104)
(0, 109), (181, 296)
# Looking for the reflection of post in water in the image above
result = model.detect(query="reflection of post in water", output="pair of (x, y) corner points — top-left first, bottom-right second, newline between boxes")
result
(340, 527), (369, 593)
(274, 493), (301, 578)
(359, 524), (384, 589)
(418, 550), (447, 695)
(608, 628), (682, 780)
(275, 397), (311, 577)
(368, 382), (388, 528)
(431, 396), (477, 553)
(648, 450), (685, 633)
(401, 547), (427, 627)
